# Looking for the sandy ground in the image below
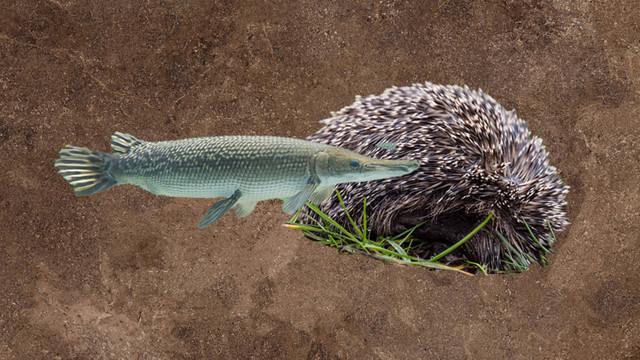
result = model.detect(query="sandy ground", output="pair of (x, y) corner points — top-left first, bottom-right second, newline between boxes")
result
(1, 1), (639, 359)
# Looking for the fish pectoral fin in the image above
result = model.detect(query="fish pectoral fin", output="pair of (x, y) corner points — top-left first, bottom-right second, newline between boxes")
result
(198, 189), (242, 228)
(233, 199), (257, 218)
(308, 186), (335, 205)
(282, 182), (317, 214)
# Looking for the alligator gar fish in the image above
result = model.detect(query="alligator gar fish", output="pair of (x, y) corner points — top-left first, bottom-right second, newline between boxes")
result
(54, 132), (420, 228)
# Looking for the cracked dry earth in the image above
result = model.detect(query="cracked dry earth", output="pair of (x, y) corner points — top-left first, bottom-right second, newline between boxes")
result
(1, 1), (639, 359)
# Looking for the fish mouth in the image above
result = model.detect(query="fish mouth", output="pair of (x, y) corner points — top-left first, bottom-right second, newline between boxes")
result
(363, 160), (420, 174)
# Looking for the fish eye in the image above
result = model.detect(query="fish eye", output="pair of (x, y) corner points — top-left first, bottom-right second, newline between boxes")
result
(350, 160), (360, 168)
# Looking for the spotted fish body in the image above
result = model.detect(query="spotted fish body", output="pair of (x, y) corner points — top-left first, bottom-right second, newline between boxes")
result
(55, 132), (419, 228)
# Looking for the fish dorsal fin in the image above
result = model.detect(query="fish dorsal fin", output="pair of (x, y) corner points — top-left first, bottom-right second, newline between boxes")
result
(111, 132), (145, 154)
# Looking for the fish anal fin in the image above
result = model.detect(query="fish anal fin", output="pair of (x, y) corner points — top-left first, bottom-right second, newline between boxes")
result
(308, 186), (335, 205)
(282, 182), (317, 214)
(233, 199), (257, 218)
(198, 189), (241, 228)
(111, 132), (145, 154)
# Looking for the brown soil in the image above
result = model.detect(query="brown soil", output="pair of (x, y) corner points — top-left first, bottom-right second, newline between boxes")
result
(1, 1), (638, 359)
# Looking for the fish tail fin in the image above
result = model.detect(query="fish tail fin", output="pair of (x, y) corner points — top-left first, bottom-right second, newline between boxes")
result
(54, 146), (118, 196)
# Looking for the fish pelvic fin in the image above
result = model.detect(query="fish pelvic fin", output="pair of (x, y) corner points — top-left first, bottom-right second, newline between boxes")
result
(233, 199), (257, 218)
(282, 182), (317, 214)
(55, 146), (118, 196)
(198, 189), (242, 228)
(308, 186), (334, 205)
(110, 132), (145, 154)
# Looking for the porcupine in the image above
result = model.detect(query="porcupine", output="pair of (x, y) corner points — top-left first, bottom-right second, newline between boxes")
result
(301, 82), (569, 271)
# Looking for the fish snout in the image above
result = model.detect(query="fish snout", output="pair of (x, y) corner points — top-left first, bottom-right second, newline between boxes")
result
(363, 159), (420, 176)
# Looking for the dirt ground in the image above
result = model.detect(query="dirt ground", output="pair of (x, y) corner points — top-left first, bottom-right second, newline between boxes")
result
(1, 1), (639, 359)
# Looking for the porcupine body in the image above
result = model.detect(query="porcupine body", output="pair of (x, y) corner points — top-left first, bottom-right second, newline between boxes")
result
(302, 82), (569, 271)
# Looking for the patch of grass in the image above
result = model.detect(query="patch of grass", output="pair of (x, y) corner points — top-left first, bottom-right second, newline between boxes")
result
(496, 230), (531, 272)
(284, 190), (498, 275)
(486, 219), (557, 274)
(285, 190), (556, 275)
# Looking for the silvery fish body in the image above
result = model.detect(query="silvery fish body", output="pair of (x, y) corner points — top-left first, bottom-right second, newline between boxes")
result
(55, 132), (419, 228)
(113, 135), (331, 199)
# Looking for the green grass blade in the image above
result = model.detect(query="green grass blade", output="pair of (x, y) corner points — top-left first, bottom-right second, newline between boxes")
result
(288, 206), (304, 223)
(540, 254), (548, 267)
(465, 261), (488, 275)
(497, 230), (529, 271)
(334, 190), (365, 241)
(371, 254), (472, 274)
(430, 211), (494, 262)
(521, 216), (549, 253)
(547, 220), (557, 244)
(305, 202), (368, 253)
(389, 220), (428, 243)
(386, 239), (408, 257)
(306, 203), (360, 239)
(362, 197), (367, 243)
